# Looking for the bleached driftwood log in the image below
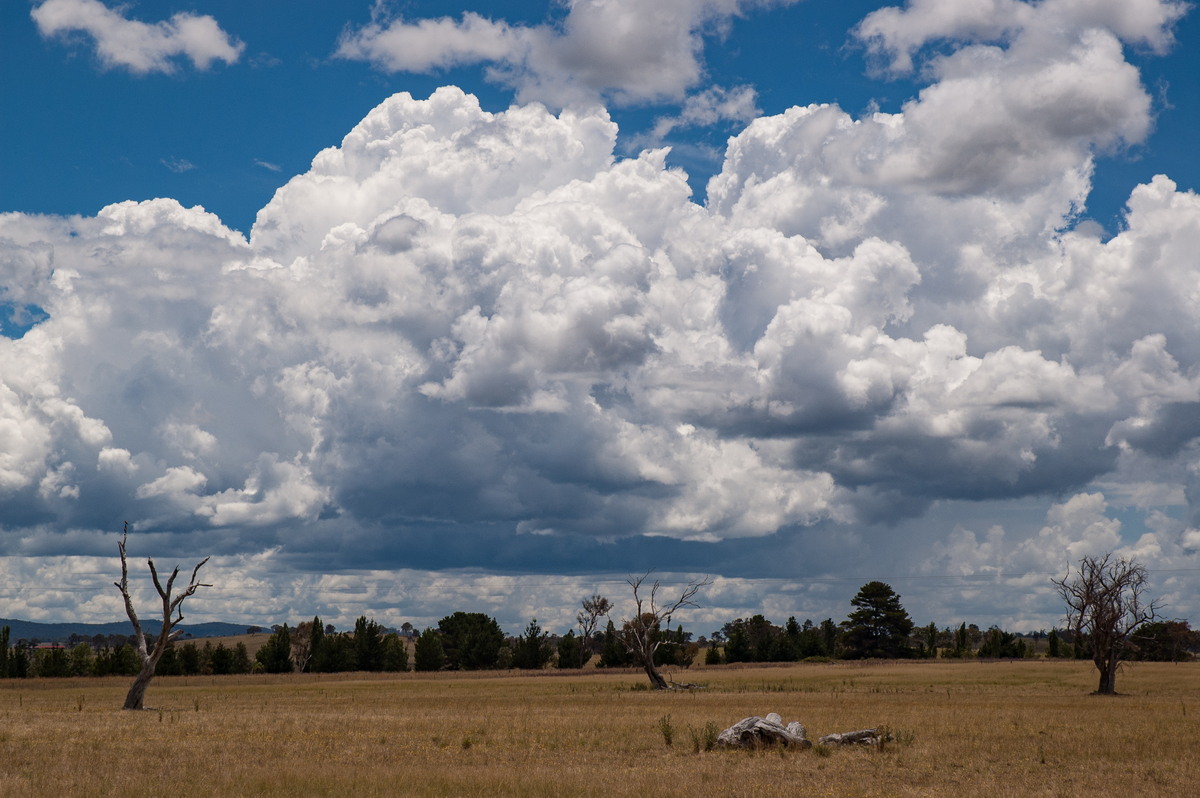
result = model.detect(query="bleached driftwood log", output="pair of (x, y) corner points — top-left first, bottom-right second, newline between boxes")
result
(716, 712), (812, 749)
(818, 728), (890, 746)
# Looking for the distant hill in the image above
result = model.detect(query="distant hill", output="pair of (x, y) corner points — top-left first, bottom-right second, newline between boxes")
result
(0, 617), (271, 644)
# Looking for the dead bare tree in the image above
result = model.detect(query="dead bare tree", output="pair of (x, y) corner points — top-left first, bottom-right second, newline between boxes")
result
(1052, 552), (1162, 695)
(575, 594), (612, 668)
(114, 523), (211, 710)
(622, 573), (711, 689)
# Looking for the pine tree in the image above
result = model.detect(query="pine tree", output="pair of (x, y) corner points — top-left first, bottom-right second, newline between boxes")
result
(256, 625), (293, 673)
(209, 642), (235, 674)
(796, 619), (824, 658)
(723, 621), (751, 663)
(819, 618), (838, 656)
(414, 628), (445, 671)
(232, 642), (253, 674)
(953, 622), (969, 658)
(437, 612), (504, 670)
(1047, 628), (1061, 658)
(354, 616), (386, 671)
(0, 626), (9, 678)
(37, 646), (71, 677)
(11, 644), (29, 678)
(597, 619), (631, 667)
(922, 622), (938, 658)
(156, 643), (182, 676)
(512, 618), (552, 670)
(304, 615), (326, 673)
(557, 631), (582, 669)
(323, 634), (360, 672)
(840, 581), (915, 659)
(179, 642), (202, 675)
(776, 616), (802, 662)
(382, 633), (408, 672)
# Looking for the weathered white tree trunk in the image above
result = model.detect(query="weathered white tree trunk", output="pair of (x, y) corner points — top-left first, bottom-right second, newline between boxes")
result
(818, 728), (888, 746)
(641, 659), (668, 690)
(716, 715), (893, 749)
(123, 661), (159, 711)
(717, 713), (811, 749)
(114, 524), (210, 710)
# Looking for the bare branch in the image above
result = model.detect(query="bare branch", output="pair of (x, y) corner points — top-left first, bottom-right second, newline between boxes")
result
(1053, 552), (1163, 694)
(622, 572), (711, 689)
(113, 524), (148, 662)
(113, 525), (211, 710)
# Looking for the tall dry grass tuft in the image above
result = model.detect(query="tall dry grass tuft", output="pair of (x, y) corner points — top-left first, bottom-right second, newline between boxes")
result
(1, 661), (1198, 796)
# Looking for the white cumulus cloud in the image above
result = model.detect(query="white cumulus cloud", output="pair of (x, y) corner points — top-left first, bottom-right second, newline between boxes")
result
(3, 0), (1200, 630)
(32, 0), (244, 74)
(336, 0), (801, 108)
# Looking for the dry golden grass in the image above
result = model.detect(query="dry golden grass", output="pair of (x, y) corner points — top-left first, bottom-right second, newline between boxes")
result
(2, 660), (1198, 797)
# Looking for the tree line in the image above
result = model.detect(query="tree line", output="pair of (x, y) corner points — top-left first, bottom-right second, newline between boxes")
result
(59, 531), (1179, 705)
(0, 626), (256, 679)
(7, 576), (1193, 682)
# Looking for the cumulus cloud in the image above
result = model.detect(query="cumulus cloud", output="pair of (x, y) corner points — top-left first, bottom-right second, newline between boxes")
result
(4, 0), (1200, 629)
(336, 0), (801, 108)
(856, 0), (1189, 75)
(32, 0), (243, 74)
(643, 84), (763, 144)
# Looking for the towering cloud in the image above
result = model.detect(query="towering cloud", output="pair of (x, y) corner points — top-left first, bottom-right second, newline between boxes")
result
(3, 0), (1198, 628)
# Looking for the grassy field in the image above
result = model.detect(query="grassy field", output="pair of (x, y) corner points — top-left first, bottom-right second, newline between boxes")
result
(2, 660), (1197, 797)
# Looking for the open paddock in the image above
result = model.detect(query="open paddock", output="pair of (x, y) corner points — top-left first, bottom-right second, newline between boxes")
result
(2, 660), (1197, 796)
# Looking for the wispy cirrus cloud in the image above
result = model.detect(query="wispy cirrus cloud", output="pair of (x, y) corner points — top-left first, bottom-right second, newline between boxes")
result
(161, 157), (196, 174)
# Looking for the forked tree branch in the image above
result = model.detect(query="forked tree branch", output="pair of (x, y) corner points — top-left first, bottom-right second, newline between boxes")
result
(623, 572), (711, 689)
(114, 522), (211, 709)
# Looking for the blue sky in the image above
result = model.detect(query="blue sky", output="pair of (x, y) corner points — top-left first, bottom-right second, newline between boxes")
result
(2, 1), (900, 232)
(2, 0), (1200, 637)
(4, 1), (1196, 234)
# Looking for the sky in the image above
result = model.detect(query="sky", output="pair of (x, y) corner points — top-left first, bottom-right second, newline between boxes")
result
(2, 0), (1200, 639)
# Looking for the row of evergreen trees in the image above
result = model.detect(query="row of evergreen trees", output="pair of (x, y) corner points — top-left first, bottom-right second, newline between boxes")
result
(0, 624), (258, 679)
(5, 581), (1195, 679)
(255, 616), (409, 673)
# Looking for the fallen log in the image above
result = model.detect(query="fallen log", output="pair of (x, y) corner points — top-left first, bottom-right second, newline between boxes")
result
(818, 728), (891, 746)
(716, 712), (812, 749)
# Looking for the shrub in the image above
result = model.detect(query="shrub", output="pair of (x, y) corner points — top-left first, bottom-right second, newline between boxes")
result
(689, 721), (720, 753)
(658, 714), (675, 747)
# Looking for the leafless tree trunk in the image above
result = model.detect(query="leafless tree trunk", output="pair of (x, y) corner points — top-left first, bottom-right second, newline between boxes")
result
(114, 523), (211, 710)
(576, 594), (612, 668)
(1052, 552), (1162, 695)
(622, 573), (710, 690)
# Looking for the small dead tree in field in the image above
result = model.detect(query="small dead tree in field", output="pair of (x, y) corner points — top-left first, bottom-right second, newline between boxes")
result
(114, 523), (211, 710)
(622, 573), (711, 689)
(1052, 552), (1162, 695)
(576, 594), (612, 668)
